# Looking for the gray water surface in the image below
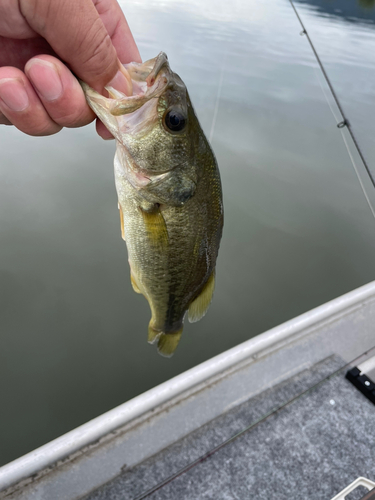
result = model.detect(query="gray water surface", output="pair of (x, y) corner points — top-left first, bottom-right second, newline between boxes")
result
(1, 0), (375, 466)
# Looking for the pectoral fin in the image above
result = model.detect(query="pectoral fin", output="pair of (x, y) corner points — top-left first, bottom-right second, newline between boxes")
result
(140, 206), (168, 250)
(143, 166), (197, 207)
(188, 272), (215, 323)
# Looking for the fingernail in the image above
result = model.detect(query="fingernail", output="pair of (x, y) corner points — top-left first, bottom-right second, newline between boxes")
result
(25, 58), (63, 101)
(107, 64), (133, 96)
(0, 78), (29, 112)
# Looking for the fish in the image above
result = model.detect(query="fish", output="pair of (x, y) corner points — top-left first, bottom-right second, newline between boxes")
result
(81, 52), (223, 356)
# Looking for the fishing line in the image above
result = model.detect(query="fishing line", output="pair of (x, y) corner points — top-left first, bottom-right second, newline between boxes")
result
(315, 67), (375, 220)
(341, 128), (375, 220)
(288, 0), (375, 196)
(209, 50), (227, 144)
(131, 345), (375, 500)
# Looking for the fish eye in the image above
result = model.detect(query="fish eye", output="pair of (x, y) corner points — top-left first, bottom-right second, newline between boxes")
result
(164, 109), (187, 132)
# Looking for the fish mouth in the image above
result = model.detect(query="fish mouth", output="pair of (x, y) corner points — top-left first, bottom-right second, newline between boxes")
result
(81, 53), (172, 144)
(84, 52), (187, 191)
(105, 52), (171, 117)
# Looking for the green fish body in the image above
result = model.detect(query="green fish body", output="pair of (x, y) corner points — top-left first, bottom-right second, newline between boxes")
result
(82, 53), (223, 356)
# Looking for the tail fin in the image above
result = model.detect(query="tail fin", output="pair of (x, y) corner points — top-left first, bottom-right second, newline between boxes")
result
(157, 330), (183, 357)
(148, 323), (183, 357)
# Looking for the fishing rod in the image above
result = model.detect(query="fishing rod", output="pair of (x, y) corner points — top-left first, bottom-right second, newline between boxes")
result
(289, 0), (375, 192)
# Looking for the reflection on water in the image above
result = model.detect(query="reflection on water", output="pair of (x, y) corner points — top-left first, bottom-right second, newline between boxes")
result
(296, 0), (375, 23)
(1, 0), (375, 465)
(359, 0), (375, 10)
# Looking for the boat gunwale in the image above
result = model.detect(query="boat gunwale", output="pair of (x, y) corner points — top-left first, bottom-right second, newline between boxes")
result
(1, 280), (375, 493)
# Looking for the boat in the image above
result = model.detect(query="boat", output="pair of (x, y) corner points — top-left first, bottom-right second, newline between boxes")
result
(0, 280), (374, 499)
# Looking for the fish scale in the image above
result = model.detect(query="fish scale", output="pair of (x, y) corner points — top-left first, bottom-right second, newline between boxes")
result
(82, 52), (223, 356)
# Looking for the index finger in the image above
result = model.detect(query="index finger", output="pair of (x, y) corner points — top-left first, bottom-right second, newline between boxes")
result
(19, 0), (139, 91)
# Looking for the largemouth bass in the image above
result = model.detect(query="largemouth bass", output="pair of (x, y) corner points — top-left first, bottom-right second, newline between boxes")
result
(82, 52), (223, 356)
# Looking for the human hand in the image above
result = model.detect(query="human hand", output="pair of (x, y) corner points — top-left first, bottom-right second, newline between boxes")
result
(0, 0), (140, 139)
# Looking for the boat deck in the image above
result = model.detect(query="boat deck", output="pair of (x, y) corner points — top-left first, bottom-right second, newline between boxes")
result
(82, 356), (375, 500)
(2, 283), (375, 500)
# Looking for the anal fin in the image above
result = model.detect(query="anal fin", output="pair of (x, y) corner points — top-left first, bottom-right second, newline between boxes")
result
(188, 271), (215, 323)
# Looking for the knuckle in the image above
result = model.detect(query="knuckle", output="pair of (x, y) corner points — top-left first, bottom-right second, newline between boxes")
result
(56, 107), (93, 128)
(28, 123), (62, 136)
(14, 114), (62, 136)
(79, 19), (116, 80)
(19, 0), (52, 33)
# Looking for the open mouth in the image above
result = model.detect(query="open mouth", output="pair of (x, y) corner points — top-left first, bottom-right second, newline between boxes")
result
(105, 52), (171, 117)
(82, 52), (174, 170)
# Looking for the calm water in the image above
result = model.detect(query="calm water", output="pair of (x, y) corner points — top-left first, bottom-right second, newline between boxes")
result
(1, 0), (375, 466)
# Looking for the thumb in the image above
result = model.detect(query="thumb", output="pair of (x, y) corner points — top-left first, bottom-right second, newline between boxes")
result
(20, 0), (124, 91)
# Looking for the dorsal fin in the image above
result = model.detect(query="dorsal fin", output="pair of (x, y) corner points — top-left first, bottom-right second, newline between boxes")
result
(188, 272), (215, 323)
